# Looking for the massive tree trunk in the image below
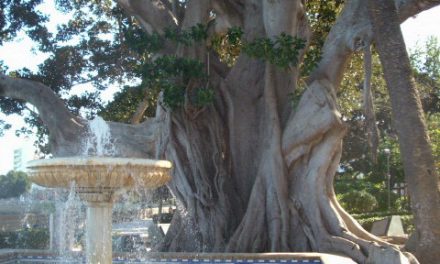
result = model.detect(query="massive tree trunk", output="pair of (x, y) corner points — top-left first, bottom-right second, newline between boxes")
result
(368, 1), (440, 263)
(1, 0), (440, 263)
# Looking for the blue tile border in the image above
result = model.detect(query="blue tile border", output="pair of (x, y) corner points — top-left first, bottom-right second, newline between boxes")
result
(6, 256), (322, 264)
(110, 260), (321, 264)
(1, 250), (358, 264)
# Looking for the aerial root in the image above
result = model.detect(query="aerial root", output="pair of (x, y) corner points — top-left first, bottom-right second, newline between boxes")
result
(320, 235), (367, 263)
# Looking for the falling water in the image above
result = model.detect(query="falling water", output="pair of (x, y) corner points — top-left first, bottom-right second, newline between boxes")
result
(83, 116), (116, 156)
(57, 183), (84, 262)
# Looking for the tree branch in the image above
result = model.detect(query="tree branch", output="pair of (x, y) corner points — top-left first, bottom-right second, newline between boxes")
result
(0, 74), (159, 159)
(308, 0), (372, 87)
(117, 0), (177, 34)
(131, 93), (150, 124)
(180, 0), (212, 29)
(398, 0), (440, 22)
(211, 0), (244, 34)
(175, 0), (213, 67)
(0, 73), (86, 156)
(309, 0), (440, 88)
(167, 0), (188, 25)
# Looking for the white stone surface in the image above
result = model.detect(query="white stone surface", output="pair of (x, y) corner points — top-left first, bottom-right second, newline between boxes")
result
(27, 157), (172, 191)
(87, 203), (112, 264)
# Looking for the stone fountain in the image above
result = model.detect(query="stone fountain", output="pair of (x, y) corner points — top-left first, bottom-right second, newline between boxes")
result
(26, 118), (172, 263)
(27, 157), (171, 263)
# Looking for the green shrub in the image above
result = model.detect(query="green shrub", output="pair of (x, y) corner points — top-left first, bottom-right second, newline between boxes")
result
(0, 231), (16, 248)
(395, 197), (411, 212)
(0, 228), (49, 249)
(400, 215), (415, 234)
(0, 171), (31, 199)
(338, 190), (378, 213)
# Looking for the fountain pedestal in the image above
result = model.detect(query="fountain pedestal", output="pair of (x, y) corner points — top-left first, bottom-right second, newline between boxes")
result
(27, 157), (172, 264)
(87, 202), (112, 264)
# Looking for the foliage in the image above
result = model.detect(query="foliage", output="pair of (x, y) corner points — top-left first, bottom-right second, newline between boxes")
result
(1, 12), (306, 134)
(0, 0), (307, 149)
(334, 175), (402, 212)
(211, 26), (306, 69)
(139, 55), (209, 110)
(0, 171), (31, 199)
(411, 37), (440, 84)
(0, 228), (49, 249)
(100, 85), (155, 123)
(0, 120), (12, 137)
(0, 0), (138, 142)
(395, 196), (411, 212)
(0, 0), (51, 47)
(210, 27), (242, 66)
(302, 0), (345, 76)
(244, 33), (305, 69)
(164, 23), (208, 46)
(124, 24), (306, 110)
(337, 190), (378, 213)
(335, 37), (440, 215)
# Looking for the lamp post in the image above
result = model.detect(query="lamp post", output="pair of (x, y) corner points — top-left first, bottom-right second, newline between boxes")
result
(384, 148), (391, 211)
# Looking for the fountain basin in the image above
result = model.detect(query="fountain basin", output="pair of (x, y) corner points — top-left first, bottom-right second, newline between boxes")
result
(27, 157), (172, 189)
(27, 157), (172, 203)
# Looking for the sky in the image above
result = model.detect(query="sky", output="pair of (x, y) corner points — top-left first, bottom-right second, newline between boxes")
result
(1, 5), (440, 175)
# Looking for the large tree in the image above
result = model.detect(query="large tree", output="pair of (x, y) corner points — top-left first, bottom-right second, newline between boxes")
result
(1, 0), (439, 263)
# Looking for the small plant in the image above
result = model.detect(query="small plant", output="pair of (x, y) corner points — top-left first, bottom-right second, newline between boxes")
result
(194, 87), (214, 108)
(0, 228), (49, 249)
(164, 23), (208, 46)
(162, 83), (185, 109)
(243, 33), (306, 69)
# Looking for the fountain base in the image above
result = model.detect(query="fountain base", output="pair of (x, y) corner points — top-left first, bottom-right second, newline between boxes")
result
(87, 202), (112, 264)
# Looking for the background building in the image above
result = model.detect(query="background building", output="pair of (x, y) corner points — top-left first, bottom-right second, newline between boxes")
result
(12, 138), (37, 172)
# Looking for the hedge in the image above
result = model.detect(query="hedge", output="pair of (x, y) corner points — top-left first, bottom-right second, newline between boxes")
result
(0, 228), (49, 249)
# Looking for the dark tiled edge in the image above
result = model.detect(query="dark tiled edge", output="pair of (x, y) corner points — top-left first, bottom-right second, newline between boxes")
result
(113, 253), (323, 264)
(118, 252), (322, 261)
(0, 251), (356, 264)
(115, 252), (354, 263)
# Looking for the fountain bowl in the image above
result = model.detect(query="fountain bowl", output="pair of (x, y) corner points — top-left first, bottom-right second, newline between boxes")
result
(27, 157), (172, 191)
